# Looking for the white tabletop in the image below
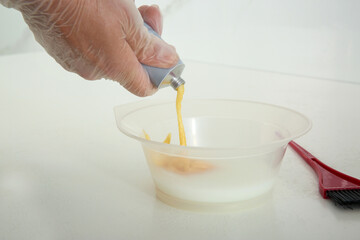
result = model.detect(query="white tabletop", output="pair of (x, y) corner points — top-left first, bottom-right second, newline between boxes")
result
(1, 52), (359, 240)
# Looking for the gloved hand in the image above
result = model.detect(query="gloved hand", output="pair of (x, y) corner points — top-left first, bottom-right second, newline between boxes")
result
(1, 0), (179, 96)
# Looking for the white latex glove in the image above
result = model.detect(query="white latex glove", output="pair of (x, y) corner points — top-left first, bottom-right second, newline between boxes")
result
(1, 0), (179, 96)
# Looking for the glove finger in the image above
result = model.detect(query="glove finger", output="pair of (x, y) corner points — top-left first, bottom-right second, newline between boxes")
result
(128, 26), (178, 68)
(138, 4), (163, 35)
(125, 4), (178, 68)
(103, 38), (157, 97)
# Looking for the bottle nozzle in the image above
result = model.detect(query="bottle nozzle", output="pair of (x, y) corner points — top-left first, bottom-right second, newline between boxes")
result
(170, 76), (185, 90)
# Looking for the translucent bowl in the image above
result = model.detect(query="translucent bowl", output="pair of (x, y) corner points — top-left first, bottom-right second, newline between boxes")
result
(114, 99), (311, 211)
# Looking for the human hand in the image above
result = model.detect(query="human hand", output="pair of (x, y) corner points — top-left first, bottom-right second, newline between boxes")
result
(2, 0), (178, 96)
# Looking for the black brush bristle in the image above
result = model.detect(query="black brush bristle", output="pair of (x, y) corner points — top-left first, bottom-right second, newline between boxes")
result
(326, 189), (360, 209)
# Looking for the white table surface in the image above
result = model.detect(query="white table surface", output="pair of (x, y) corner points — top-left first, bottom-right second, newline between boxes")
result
(1, 52), (359, 240)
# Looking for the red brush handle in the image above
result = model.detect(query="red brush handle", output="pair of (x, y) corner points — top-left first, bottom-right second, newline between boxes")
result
(289, 141), (360, 198)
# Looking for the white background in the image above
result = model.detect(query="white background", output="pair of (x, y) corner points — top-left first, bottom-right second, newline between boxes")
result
(1, 0), (360, 83)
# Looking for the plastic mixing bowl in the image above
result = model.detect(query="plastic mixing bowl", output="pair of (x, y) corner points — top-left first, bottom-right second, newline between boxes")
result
(114, 99), (311, 211)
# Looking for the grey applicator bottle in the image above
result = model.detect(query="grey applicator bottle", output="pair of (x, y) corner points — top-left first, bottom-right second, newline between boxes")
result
(141, 23), (185, 90)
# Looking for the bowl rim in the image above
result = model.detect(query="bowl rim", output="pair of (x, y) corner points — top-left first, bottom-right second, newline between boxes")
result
(114, 98), (312, 151)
